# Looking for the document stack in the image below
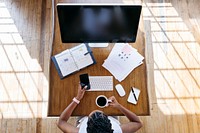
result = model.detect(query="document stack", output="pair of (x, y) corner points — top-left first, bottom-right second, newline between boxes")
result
(102, 43), (144, 82)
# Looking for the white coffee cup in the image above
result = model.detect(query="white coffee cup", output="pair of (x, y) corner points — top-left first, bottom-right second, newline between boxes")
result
(96, 95), (112, 108)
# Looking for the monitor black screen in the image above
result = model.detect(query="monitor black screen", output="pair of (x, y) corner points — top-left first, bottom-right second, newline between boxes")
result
(57, 4), (142, 43)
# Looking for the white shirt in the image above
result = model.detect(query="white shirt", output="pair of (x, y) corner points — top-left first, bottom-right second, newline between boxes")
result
(78, 116), (122, 133)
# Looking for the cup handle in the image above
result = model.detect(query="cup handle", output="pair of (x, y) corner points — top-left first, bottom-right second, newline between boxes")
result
(108, 99), (112, 103)
(105, 99), (112, 107)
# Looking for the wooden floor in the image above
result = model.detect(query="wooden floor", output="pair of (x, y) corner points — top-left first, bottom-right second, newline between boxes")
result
(0, 0), (199, 132)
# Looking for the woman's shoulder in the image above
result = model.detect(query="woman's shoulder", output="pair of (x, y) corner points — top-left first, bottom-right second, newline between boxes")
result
(108, 116), (122, 133)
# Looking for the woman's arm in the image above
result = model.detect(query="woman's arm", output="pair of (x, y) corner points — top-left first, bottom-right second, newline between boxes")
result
(57, 84), (86, 133)
(109, 96), (143, 133)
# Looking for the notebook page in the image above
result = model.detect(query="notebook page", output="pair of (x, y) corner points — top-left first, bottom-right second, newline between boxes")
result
(70, 44), (94, 69)
(55, 49), (78, 76)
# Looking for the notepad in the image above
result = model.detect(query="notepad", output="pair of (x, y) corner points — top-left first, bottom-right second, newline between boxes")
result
(127, 88), (140, 105)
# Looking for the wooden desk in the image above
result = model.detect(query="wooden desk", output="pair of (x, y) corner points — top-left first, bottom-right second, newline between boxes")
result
(48, 1), (149, 116)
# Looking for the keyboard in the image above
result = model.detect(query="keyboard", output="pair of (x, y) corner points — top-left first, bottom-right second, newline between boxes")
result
(88, 76), (113, 91)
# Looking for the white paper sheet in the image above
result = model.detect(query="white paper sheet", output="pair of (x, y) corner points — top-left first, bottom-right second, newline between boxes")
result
(102, 43), (144, 82)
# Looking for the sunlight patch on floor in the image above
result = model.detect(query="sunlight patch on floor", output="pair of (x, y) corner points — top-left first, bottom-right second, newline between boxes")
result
(143, 2), (200, 115)
(0, 2), (48, 118)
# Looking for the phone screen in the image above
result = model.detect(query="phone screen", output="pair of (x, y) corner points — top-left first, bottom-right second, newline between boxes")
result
(79, 73), (90, 90)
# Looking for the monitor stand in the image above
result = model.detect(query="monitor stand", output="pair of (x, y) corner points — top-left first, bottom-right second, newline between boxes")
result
(88, 43), (109, 48)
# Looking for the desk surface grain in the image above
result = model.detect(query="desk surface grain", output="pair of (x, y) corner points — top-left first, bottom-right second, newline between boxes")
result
(48, 0), (149, 116)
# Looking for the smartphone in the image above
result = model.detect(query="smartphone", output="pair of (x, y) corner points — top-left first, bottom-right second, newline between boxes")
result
(79, 73), (90, 90)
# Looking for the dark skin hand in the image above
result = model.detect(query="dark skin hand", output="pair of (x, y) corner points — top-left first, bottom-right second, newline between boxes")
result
(108, 96), (143, 133)
(57, 84), (86, 133)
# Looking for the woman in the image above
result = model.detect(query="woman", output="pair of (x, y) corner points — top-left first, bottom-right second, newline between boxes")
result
(57, 84), (142, 133)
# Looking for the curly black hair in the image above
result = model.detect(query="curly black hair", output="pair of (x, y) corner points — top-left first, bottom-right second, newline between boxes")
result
(87, 111), (114, 133)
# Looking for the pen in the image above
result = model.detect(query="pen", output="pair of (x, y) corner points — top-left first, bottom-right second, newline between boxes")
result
(84, 51), (92, 56)
(131, 87), (137, 102)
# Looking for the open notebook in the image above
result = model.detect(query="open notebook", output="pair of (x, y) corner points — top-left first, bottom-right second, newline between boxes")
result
(52, 43), (96, 79)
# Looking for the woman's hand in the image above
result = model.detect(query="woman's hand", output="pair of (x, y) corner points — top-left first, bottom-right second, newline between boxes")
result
(108, 96), (121, 109)
(75, 84), (87, 101)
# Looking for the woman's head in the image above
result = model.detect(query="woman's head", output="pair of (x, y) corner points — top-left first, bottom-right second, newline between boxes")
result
(87, 110), (114, 133)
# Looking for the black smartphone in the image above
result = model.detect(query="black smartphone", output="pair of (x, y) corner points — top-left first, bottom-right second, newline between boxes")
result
(79, 73), (90, 90)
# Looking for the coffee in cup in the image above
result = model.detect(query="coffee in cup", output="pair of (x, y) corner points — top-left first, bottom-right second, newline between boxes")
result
(96, 95), (112, 108)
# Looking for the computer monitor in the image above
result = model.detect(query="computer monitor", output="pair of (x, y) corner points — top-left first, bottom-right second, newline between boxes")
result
(57, 4), (142, 47)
